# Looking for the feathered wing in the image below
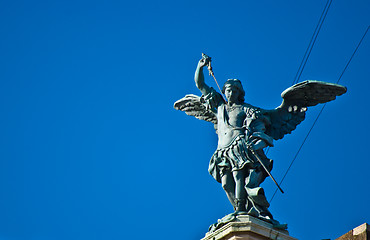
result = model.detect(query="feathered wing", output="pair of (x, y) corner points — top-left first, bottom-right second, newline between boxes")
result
(174, 94), (217, 125)
(263, 107), (306, 141)
(264, 80), (347, 140)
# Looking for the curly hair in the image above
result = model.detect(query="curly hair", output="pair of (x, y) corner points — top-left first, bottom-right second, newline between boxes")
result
(222, 79), (245, 103)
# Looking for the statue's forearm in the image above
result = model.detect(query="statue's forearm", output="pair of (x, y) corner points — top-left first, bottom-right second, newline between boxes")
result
(249, 120), (274, 150)
(194, 65), (210, 95)
(252, 139), (268, 151)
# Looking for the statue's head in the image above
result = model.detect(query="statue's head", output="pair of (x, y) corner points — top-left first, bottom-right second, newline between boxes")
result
(222, 79), (245, 103)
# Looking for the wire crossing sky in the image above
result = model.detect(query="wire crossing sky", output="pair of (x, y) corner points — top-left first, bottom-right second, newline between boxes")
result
(265, 0), (331, 157)
(270, 25), (370, 203)
(291, 0), (332, 86)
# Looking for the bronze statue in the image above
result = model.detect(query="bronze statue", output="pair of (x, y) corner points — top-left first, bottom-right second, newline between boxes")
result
(174, 54), (346, 231)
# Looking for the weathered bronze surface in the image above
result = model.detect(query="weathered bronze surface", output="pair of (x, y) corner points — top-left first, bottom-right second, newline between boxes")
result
(174, 54), (346, 232)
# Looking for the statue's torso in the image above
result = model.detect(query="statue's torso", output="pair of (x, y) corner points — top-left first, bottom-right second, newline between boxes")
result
(217, 104), (247, 148)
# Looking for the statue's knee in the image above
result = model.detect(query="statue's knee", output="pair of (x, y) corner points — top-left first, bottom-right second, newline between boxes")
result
(222, 182), (231, 191)
(222, 182), (235, 192)
(246, 186), (264, 197)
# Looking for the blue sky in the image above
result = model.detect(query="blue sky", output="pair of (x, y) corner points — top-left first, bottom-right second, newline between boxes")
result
(0, 0), (369, 239)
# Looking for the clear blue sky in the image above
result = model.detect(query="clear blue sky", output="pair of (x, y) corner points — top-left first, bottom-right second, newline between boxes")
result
(0, 0), (369, 239)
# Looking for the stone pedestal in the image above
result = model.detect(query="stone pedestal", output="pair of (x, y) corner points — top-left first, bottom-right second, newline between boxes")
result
(202, 215), (297, 240)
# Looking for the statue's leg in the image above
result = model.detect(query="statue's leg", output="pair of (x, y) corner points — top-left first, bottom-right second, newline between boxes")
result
(245, 168), (266, 189)
(245, 168), (287, 229)
(221, 171), (236, 209)
(232, 169), (247, 212)
(245, 168), (271, 218)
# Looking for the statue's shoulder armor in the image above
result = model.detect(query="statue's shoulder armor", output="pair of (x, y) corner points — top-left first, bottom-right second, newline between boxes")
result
(242, 104), (261, 119)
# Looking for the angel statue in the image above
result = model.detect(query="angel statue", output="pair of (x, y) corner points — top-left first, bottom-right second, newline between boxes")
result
(174, 54), (346, 231)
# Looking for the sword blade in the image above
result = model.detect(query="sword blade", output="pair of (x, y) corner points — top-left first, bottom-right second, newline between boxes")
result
(251, 149), (284, 194)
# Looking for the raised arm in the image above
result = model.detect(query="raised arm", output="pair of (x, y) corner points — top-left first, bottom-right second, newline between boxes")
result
(194, 57), (212, 95)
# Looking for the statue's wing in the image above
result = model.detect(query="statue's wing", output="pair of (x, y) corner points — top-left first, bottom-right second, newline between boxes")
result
(280, 80), (347, 108)
(263, 108), (306, 141)
(174, 94), (217, 125)
(265, 80), (347, 140)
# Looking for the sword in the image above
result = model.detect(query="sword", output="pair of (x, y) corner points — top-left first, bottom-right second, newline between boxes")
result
(249, 148), (285, 194)
(201, 53), (227, 103)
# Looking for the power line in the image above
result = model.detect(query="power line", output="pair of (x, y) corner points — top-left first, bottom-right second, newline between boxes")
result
(336, 25), (370, 84)
(269, 104), (326, 202)
(270, 25), (370, 203)
(264, 0), (332, 157)
(292, 0), (332, 85)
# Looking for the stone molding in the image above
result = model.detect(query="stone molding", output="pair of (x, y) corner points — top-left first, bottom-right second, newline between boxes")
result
(202, 215), (297, 240)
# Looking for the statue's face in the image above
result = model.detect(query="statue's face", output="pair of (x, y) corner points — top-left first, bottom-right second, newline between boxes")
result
(224, 85), (240, 104)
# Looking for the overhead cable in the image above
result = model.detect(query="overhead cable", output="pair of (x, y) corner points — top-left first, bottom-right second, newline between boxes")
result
(265, 0), (332, 157)
(292, 0), (332, 85)
(270, 25), (370, 203)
